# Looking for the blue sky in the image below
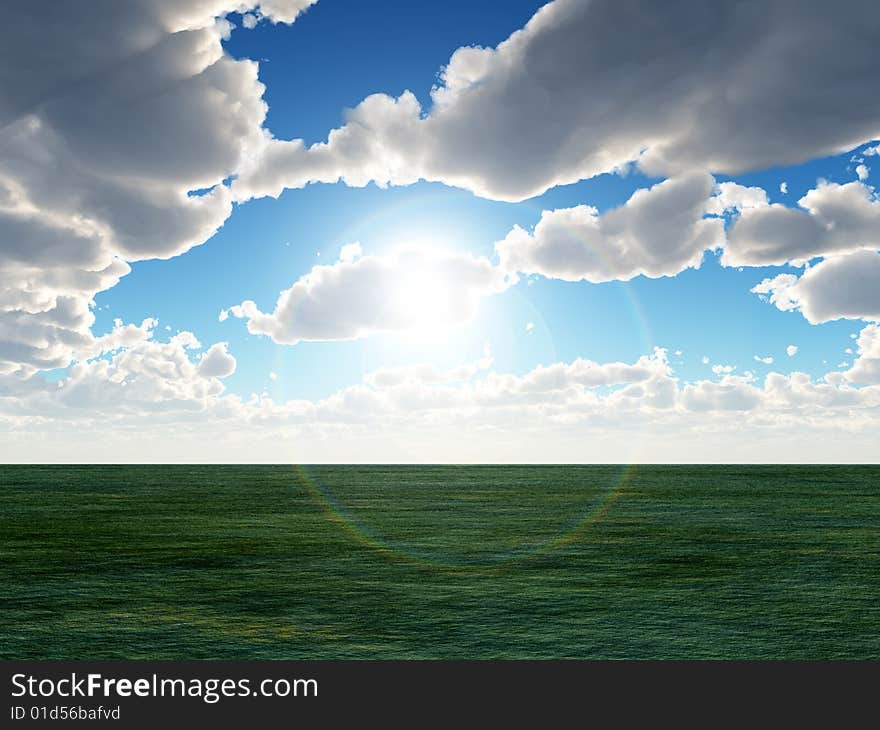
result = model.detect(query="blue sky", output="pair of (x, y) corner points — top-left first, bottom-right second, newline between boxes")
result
(88, 5), (866, 403)
(2, 0), (879, 461)
(93, 161), (865, 404)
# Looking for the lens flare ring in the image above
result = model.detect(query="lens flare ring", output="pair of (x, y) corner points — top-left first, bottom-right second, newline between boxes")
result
(293, 464), (638, 571)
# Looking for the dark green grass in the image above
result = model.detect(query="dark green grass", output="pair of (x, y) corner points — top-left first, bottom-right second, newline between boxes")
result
(1, 465), (878, 658)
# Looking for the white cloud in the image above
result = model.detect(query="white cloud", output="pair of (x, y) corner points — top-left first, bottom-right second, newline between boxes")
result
(7, 343), (880, 462)
(365, 349), (494, 390)
(786, 345), (798, 357)
(250, 1), (318, 23)
(228, 247), (509, 344)
(856, 164), (870, 181)
(680, 375), (762, 412)
(706, 182), (769, 215)
(6, 320), (238, 419)
(780, 182), (788, 194)
(724, 181), (880, 266)
(338, 241), (362, 263)
(233, 0), (880, 204)
(754, 355), (774, 365)
(487, 348), (671, 397)
(496, 173), (724, 283)
(826, 324), (880, 385)
(752, 250), (880, 324)
(711, 364), (736, 375)
(6, 342), (880, 462)
(525, 322), (535, 334)
(0, 1), (316, 376)
(197, 342), (237, 378)
(90, 318), (158, 358)
(269, 371), (278, 381)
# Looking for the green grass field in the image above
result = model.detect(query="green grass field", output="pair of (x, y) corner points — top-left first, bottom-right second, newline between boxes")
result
(1, 465), (878, 658)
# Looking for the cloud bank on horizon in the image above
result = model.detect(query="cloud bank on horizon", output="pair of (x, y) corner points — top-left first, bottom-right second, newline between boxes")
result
(1, 0), (879, 461)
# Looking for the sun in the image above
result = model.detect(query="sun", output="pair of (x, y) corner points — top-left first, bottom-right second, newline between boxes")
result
(395, 268), (455, 328)
(383, 244), (468, 342)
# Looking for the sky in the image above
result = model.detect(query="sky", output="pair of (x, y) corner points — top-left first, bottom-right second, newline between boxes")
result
(1, 0), (879, 462)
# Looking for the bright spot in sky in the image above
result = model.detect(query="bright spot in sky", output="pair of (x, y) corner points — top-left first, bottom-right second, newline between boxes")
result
(375, 233), (491, 342)
(396, 274), (452, 326)
(390, 258), (463, 344)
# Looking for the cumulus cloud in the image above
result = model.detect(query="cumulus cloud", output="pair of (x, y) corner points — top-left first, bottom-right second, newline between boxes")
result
(197, 342), (237, 378)
(827, 324), (880, 385)
(90, 318), (158, 357)
(228, 247), (509, 344)
(711, 364), (736, 375)
(365, 349), (494, 390)
(0, 1), (315, 376)
(856, 164), (870, 181)
(754, 355), (774, 365)
(705, 182), (769, 215)
(338, 241), (362, 263)
(680, 375), (762, 412)
(762, 371), (869, 410)
(486, 349), (671, 396)
(7, 320), (239, 419)
(786, 345), (798, 357)
(495, 173), (724, 283)
(233, 0), (880, 204)
(725, 181), (880, 266)
(752, 250), (880, 324)
(7, 341), (880, 462)
(780, 182), (788, 194)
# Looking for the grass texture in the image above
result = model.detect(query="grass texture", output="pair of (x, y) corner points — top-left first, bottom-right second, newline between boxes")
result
(1, 464), (878, 658)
